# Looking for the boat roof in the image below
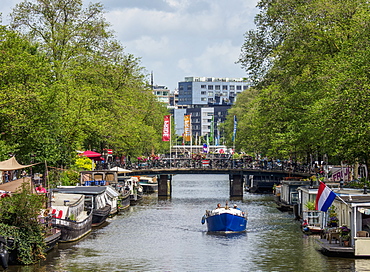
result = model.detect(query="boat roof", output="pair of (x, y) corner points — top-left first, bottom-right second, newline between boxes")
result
(54, 186), (107, 195)
(52, 193), (84, 206)
(105, 186), (120, 197)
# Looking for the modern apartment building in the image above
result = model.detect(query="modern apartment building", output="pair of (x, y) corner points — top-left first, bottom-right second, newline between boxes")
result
(173, 77), (250, 142)
(177, 77), (250, 106)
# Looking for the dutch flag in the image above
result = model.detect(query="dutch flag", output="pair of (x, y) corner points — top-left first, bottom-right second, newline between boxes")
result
(315, 181), (337, 212)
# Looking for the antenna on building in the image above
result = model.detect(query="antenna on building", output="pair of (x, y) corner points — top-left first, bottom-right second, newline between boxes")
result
(151, 71), (154, 90)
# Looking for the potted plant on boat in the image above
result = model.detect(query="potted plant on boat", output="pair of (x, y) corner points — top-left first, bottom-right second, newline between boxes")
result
(327, 206), (339, 227)
(339, 225), (351, 246)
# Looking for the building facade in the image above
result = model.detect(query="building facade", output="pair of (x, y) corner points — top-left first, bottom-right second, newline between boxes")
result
(177, 77), (250, 106)
(173, 77), (250, 141)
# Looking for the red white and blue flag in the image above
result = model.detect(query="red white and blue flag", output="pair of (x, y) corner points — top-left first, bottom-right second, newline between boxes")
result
(315, 181), (336, 212)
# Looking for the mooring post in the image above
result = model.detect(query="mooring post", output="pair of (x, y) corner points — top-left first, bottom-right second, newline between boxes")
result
(158, 174), (172, 197)
(229, 174), (244, 197)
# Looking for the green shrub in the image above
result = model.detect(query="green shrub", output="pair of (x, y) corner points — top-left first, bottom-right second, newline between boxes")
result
(0, 182), (46, 264)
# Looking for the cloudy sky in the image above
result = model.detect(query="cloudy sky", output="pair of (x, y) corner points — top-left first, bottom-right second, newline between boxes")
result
(1, 0), (259, 90)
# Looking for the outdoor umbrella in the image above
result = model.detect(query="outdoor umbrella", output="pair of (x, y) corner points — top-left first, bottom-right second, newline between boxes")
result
(80, 150), (101, 158)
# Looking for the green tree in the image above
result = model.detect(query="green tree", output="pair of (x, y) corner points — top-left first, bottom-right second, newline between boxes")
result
(236, 0), (370, 165)
(5, 0), (169, 167)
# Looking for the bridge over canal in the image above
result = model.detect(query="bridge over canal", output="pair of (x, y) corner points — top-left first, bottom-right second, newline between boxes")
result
(124, 167), (311, 197)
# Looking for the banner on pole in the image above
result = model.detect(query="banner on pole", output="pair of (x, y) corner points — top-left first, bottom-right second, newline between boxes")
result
(210, 115), (214, 145)
(162, 115), (171, 141)
(232, 115), (237, 142)
(184, 115), (191, 142)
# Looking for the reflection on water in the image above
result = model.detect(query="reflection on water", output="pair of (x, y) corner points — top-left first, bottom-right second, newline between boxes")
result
(5, 174), (369, 271)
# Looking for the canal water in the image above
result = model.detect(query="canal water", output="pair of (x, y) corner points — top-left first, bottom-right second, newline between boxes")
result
(7, 174), (370, 271)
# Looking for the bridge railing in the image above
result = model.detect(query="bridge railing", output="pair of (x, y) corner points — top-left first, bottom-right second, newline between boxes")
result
(97, 158), (313, 174)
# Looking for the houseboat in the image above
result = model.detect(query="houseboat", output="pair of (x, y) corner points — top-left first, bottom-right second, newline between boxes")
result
(51, 193), (93, 242)
(317, 188), (370, 257)
(80, 170), (130, 210)
(53, 186), (112, 227)
(276, 179), (310, 216)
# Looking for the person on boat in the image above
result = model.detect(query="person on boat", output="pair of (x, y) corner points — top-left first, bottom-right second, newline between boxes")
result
(234, 204), (240, 210)
(36, 184), (47, 194)
(216, 203), (221, 209)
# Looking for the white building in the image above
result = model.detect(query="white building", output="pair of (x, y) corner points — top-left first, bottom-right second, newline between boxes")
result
(177, 77), (250, 106)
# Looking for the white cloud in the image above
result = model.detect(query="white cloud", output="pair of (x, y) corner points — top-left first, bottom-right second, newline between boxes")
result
(0, 0), (259, 89)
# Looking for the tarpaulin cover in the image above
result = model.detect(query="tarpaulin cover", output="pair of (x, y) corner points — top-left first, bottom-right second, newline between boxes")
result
(0, 177), (36, 193)
(0, 157), (37, 171)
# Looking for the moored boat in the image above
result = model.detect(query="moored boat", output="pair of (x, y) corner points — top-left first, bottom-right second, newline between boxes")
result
(136, 175), (158, 193)
(110, 182), (131, 210)
(202, 203), (248, 232)
(301, 210), (325, 235)
(117, 176), (143, 204)
(0, 236), (9, 270)
(80, 170), (131, 210)
(51, 193), (93, 242)
(54, 186), (112, 227)
(44, 227), (62, 252)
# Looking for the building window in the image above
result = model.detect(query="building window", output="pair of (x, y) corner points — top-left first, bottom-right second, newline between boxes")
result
(201, 85), (206, 88)
(201, 91), (206, 95)
(223, 85), (228, 90)
(230, 85), (235, 90)
(236, 85), (242, 90)
(215, 85), (220, 90)
(187, 85), (192, 90)
(208, 92), (213, 96)
(208, 85), (213, 90)
(201, 97), (207, 101)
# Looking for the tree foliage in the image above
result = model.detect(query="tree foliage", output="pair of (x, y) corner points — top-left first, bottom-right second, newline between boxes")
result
(0, 0), (168, 169)
(235, 0), (370, 165)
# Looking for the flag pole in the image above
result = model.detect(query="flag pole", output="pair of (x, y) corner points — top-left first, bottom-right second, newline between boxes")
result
(335, 193), (350, 206)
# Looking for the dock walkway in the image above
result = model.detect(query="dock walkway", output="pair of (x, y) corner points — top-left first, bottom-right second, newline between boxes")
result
(316, 238), (354, 257)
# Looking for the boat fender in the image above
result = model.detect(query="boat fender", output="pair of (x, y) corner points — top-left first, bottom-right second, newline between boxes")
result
(201, 215), (206, 225)
(0, 249), (9, 270)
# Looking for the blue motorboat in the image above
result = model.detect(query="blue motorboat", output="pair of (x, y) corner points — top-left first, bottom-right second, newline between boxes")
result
(202, 204), (247, 232)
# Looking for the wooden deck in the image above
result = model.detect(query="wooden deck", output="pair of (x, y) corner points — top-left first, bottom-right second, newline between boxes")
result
(316, 238), (354, 257)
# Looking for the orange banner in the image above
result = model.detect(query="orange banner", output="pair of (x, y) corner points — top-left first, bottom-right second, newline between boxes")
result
(184, 115), (191, 142)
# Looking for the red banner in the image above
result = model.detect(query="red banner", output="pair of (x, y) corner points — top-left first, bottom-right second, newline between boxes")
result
(162, 115), (171, 141)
